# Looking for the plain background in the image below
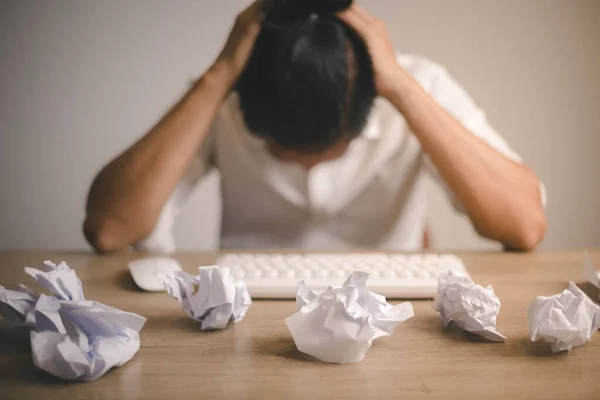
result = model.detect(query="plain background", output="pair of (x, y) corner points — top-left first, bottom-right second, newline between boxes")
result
(1, 0), (599, 252)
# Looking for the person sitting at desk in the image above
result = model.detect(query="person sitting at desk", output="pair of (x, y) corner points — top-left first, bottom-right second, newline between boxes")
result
(83, 0), (547, 254)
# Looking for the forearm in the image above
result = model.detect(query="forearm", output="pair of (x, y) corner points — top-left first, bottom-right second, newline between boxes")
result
(385, 68), (547, 250)
(84, 66), (232, 252)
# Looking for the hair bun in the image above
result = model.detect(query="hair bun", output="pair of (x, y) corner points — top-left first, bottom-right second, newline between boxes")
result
(270, 0), (352, 18)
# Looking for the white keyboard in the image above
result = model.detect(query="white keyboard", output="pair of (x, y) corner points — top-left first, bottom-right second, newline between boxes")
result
(216, 253), (470, 299)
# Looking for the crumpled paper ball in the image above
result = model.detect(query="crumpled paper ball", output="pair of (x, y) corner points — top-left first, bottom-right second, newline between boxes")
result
(0, 261), (146, 380)
(163, 266), (252, 330)
(432, 270), (506, 341)
(285, 271), (414, 364)
(527, 281), (600, 353)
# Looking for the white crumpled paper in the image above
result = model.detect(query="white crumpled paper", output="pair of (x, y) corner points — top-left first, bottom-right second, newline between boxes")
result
(0, 261), (146, 380)
(163, 266), (251, 330)
(432, 270), (506, 341)
(584, 252), (600, 300)
(527, 281), (600, 353)
(285, 271), (414, 364)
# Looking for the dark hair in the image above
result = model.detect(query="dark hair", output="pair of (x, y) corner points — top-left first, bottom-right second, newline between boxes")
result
(236, 0), (376, 153)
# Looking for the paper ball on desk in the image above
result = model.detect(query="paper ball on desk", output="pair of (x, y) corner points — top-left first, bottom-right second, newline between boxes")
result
(285, 271), (414, 364)
(163, 266), (252, 330)
(432, 270), (506, 342)
(29, 295), (146, 380)
(0, 261), (147, 381)
(527, 281), (600, 353)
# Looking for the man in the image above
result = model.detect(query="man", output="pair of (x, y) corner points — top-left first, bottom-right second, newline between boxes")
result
(83, 0), (547, 253)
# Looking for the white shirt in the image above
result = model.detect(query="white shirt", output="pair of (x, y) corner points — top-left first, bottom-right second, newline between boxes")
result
(136, 54), (545, 253)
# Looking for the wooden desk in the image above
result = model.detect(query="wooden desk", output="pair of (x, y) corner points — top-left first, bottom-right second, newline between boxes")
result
(1, 251), (600, 399)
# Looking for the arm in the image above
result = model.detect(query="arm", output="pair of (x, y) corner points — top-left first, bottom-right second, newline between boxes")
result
(340, 6), (547, 251)
(385, 73), (547, 251)
(84, 1), (268, 253)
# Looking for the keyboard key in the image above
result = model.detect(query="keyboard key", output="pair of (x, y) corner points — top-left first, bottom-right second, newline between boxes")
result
(414, 270), (430, 278)
(369, 270), (381, 279)
(317, 269), (330, 279)
(381, 270), (396, 279)
(282, 269), (296, 279)
(250, 269), (262, 279)
(333, 269), (346, 279)
(397, 270), (413, 278)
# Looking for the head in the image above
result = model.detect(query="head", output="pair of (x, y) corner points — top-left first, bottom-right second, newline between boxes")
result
(236, 0), (376, 158)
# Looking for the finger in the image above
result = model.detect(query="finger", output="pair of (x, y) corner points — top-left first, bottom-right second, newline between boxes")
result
(351, 4), (376, 25)
(338, 8), (369, 34)
(244, 0), (270, 20)
(246, 0), (264, 12)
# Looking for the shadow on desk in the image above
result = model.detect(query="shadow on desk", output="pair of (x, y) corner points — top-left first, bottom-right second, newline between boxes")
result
(578, 282), (599, 303)
(0, 326), (30, 354)
(510, 338), (568, 358)
(411, 315), (493, 343)
(0, 326), (65, 385)
(253, 336), (319, 363)
(115, 269), (143, 292)
(410, 315), (564, 357)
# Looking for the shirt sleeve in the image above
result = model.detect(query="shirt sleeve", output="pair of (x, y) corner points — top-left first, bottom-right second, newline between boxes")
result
(132, 125), (216, 253)
(414, 58), (547, 211)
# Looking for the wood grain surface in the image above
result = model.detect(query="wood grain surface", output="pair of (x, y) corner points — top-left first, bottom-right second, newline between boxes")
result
(1, 251), (599, 400)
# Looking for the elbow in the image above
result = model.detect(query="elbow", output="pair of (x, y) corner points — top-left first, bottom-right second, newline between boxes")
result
(514, 213), (547, 251)
(83, 216), (132, 254)
(505, 209), (548, 252)
(475, 207), (547, 252)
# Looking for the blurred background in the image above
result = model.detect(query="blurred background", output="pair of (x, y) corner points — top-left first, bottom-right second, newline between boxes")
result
(0, 0), (599, 252)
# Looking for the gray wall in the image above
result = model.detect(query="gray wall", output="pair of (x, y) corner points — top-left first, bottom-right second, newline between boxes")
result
(1, 0), (599, 252)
